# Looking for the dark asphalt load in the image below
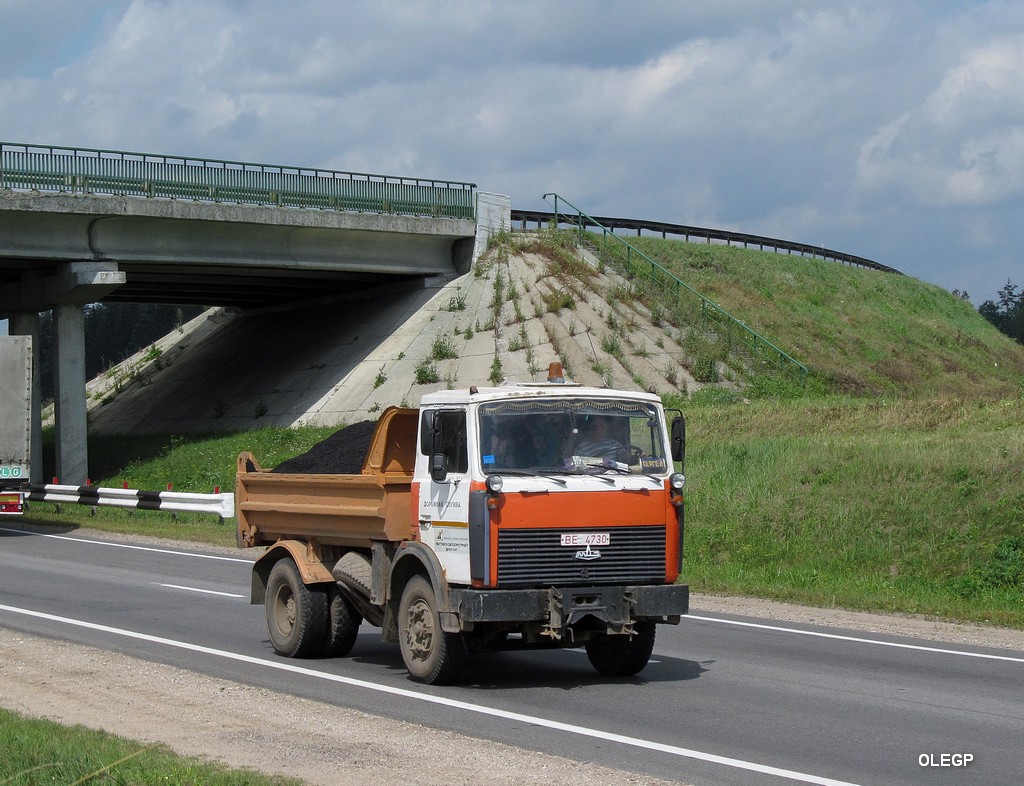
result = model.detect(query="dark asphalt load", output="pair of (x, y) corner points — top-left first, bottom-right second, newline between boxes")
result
(270, 420), (378, 474)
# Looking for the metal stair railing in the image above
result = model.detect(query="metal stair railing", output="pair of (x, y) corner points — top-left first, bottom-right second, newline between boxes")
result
(542, 193), (809, 382)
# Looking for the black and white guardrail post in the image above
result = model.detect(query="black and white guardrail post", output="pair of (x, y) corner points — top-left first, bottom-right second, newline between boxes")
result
(27, 484), (235, 521)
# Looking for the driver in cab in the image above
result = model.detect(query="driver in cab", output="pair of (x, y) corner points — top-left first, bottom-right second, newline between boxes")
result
(574, 416), (626, 460)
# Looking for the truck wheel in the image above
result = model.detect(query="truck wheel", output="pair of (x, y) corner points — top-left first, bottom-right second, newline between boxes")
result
(266, 558), (328, 658)
(585, 621), (656, 677)
(398, 575), (467, 684)
(322, 586), (361, 657)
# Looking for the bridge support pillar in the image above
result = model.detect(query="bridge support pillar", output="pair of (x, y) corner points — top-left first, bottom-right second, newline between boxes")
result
(9, 312), (44, 485)
(52, 304), (90, 486)
(6, 261), (125, 487)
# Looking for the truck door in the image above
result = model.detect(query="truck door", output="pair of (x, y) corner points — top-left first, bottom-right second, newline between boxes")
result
(417, 408), (471, 584)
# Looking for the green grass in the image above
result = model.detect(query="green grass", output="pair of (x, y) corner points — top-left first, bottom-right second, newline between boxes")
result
(0, 707), (301, 785)
(680, 394), (1024, 626)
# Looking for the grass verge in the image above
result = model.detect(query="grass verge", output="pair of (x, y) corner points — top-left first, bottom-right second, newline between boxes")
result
(0, 707), (301, 785)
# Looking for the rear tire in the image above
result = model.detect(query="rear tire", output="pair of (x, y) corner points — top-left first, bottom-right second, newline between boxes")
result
(322, 586), (362, 657)
(585, 621), (656, 677)
(398, 575), (467, 684)
(265, 559), (328, 658)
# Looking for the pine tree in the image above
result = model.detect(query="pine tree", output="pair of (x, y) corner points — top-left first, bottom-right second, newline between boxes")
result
(979, 280), (1024, 345)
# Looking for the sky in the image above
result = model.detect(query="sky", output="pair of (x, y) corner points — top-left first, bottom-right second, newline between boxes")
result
(2, 0), (1024, 317)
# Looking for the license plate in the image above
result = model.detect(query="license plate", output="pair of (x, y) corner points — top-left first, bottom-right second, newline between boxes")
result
(560, 532), (610, 547)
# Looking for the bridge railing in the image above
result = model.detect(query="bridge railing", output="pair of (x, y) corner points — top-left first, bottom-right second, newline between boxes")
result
(512, 209), (900, 274)
(0, 142), (476, 220)
(540, 194), (809, 382)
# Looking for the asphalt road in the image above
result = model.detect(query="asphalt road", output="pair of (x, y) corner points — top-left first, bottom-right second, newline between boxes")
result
(1, 524), (1021, 786)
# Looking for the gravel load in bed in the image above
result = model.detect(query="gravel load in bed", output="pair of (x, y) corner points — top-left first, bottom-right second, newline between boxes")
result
(271, 420), (378, 474)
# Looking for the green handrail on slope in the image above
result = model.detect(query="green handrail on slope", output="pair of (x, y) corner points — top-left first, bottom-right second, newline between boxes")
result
(542, 193), (809, 381)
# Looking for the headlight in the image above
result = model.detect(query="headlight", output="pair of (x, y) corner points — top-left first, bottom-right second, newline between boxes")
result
(669, 472), (685, 491)
(486, 474), (504, 493)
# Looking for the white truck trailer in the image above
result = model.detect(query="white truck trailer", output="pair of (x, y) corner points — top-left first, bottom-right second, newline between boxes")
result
(0, 336), (32, 515)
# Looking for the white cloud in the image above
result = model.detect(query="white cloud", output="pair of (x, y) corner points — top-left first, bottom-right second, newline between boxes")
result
(856, 32), (1024, 208)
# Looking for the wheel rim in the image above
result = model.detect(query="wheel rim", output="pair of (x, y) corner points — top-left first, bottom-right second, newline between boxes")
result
(273, 585), (296, 636)
(405, 597), (434, 662)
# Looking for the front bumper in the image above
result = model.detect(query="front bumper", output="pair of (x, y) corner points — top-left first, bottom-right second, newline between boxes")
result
(448, 583), (689, 629)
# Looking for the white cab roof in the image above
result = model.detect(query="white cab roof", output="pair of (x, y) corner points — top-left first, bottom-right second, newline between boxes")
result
(419, 384), (662, 408)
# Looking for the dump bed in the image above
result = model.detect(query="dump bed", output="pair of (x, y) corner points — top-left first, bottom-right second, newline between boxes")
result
(236, 407), (418, 549)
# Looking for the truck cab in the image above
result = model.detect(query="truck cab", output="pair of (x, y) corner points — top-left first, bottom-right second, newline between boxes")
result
(416, 382), (685, 589)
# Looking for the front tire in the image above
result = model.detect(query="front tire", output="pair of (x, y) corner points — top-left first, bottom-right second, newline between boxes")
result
(398, 575), (467, 684)
(585, 621), (656, 677)
(266, 558), (327, 658)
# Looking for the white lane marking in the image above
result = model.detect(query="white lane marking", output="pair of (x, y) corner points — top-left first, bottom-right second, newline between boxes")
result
(0, 526), (251, 563)
(153, 583), (245, 598)
(685, 614), (1024, 663)
(0, 604), (860, 786)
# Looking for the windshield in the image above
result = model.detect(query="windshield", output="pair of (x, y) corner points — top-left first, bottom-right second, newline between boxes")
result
(477, 397), (669, 475)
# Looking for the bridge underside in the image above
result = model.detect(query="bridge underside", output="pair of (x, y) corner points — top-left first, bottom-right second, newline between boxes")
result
(0, 192), (476, 310)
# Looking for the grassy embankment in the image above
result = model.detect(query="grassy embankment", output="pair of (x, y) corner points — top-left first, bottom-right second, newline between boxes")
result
(21, 232), (1024, 626)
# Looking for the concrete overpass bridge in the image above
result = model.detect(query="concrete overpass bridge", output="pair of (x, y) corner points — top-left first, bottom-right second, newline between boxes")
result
(0, 142), (490, 484)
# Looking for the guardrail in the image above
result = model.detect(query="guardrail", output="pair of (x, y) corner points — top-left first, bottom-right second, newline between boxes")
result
(28, 483), (235, 520)
(1, 142), (476, 220)
(511, 209), (901, 274)
(538, 194), (809, 381)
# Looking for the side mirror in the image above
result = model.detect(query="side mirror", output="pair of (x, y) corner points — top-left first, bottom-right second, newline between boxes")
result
(430, 453), (448, 483)
(670, 415), (686, 466)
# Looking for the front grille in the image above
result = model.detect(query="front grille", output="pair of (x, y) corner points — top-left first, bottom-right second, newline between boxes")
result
(496, 525), (666, 587)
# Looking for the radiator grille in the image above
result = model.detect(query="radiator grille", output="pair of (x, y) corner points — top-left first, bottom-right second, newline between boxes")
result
(496, 526), (666, 587)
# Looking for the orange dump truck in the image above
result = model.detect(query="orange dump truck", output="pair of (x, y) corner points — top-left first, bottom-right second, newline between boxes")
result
(237, 369), (689, 684)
